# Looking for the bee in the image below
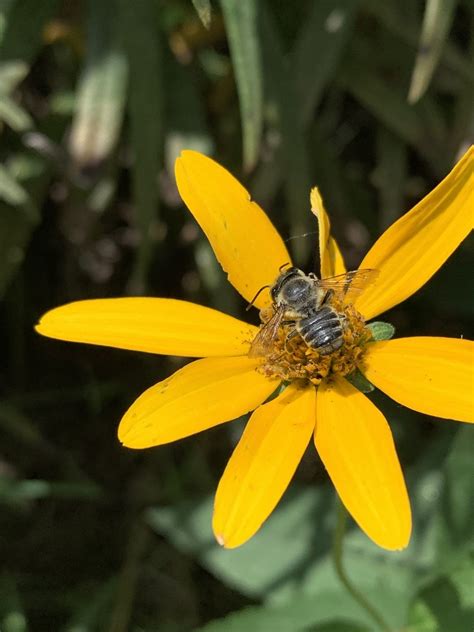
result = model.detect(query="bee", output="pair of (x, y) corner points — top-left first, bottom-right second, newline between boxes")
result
(249, 266), (378, 357)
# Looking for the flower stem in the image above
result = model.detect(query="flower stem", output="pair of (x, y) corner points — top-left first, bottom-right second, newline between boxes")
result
(332, 499), (392, 632)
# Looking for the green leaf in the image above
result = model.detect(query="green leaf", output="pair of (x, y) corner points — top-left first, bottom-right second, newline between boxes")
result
(409, 547), (474, 631)
(147, 484), (416, 631)
(0, 152), (45, 296)
(0, 207), (31, 295)
(0, 87), (69, 296)
(0, 0), (60, 62)
(434, 426), (474, 560)
(408, 598), (438, 632)
(292, 0), (358, 124)
(0, 402), (44, 445)
(0, 0), (16, 46)
(147, 486), (334, 599)
(0, 60), (29, 92)
(0, 93), (32, 130)
(220, 0), (262, 171)
(410, 573), (474, 632)
(147, 427), (471, 630)
(0, 574), (28, 632)
(260, 7), (312, 264)
(367, 321), (395, 341)
(164, 55), (213, 162)
(68, 0), (128, 170)
(119, 0), (163, 292)
(196, 590), (374, 632)
(0, 164), (29, 206)
(337, 36), (452, 177)
(365, 0), (473, 87)
(400, 426), (473, 579)
(345, 369), (374, 393)
(0, 478), (103, 505)
(61, 578), (117, 632)
(407, 0), (458, 103)
(374, 127), (407, 230)
(338, 56), (423, 150)
(192, 0), (212, 29)
(310, 624), (369, 632)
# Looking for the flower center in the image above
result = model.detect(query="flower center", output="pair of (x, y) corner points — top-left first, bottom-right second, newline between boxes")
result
(254, 299), (371, 386)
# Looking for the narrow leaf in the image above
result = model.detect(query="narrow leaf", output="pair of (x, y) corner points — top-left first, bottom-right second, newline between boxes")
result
(0, 0), (59, 62)
(119, 0), (162, 292)
(0, 60), (29, 93)
(337, 48), (444, 175)
(260, 7), (312, 264)
(0, 574), (27, 632)
(408, 0), (457, 103)
(0, 0), (16, 46)
(192, 0), (212, 29)
(292, 0), (358, 124)
(0, 93), (32, 130)
(0, 164), (29, 206)
(339, 56), (423, 148)
(345, 369), (374, 393)
(366, 0), (472, 86)
(0, 152), (49, 297)
(220, 0), (262, 171)
(68, 0), (128, 170)
(374, 126), (407, 230)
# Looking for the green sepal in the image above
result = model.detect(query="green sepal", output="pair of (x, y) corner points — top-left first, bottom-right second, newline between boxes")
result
(345, 369), (375, 394)
(367, 321), (395, 341)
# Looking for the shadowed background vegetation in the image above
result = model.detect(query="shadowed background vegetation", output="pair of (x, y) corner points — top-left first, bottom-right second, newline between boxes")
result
(0, 0), (473, 630)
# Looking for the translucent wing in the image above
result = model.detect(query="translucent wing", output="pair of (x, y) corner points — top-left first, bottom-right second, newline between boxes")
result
(248, 306), (286, 358)
(317, 269), (379, 304)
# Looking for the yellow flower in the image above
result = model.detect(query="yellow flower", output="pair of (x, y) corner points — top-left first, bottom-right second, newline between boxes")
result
(36, 147), (474, 552)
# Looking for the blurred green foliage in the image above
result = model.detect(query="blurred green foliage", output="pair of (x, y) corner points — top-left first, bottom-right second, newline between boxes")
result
(0, 0), (472, 630)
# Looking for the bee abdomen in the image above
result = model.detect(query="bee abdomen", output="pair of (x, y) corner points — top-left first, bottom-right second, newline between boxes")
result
(297, 307), (343, 355)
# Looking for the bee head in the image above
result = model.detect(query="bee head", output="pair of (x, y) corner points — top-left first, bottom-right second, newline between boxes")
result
(271, 267), (311, 307)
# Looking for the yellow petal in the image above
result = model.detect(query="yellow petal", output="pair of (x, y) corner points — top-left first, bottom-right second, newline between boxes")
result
(362, 337), (474, 423)
(36, 298), (257, 357)
(175, 151), (291, 309)
(315, 377), (411, 550)
(213, 383), (315, 548)
(118, 356), (278, 448)
(355, 146), (474, 319)
(310, 187), (346, 278)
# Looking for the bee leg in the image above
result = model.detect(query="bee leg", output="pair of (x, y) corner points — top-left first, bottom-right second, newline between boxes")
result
(321, 288), (335, 305)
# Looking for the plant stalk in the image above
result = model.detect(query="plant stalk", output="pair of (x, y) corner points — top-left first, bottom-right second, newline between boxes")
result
(332, 499), (392, 632)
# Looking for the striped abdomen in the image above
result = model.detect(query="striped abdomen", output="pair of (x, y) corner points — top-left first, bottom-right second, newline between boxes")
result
(296, 306), (344, 355)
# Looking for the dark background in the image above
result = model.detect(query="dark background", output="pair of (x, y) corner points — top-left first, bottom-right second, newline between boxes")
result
(0, 1), (473, 630)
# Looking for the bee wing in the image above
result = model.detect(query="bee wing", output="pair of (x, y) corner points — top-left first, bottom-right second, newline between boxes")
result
(248, 306), (286, 358)
(317, 269), (379, 304)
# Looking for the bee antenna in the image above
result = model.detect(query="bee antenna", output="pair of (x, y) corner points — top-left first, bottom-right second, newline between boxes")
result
(246, 285), (270, 311)
(279, 261), (291, 273)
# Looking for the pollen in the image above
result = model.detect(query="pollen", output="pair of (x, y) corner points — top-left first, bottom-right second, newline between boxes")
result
(255, 300), (371, 386)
